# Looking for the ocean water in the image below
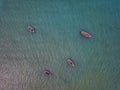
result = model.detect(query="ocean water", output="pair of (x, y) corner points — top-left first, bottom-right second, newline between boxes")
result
(0, 0), (120, 90)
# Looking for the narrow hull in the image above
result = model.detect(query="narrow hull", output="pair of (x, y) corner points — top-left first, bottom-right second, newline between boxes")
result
(80, 31), (91, 38)
(27, 25), (35, 32)
(43, 70), (52, 76)
(67, 58), (74, 67)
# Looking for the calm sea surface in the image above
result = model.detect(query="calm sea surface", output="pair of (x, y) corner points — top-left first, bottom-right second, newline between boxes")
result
(0, 0), (120, 90)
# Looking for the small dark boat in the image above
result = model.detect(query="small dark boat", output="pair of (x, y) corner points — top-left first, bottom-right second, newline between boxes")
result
(80, 31), (91, 38)
(27, 25), (35, 32)
(67, 58), (75, 67)
(43, 69), (52, 76)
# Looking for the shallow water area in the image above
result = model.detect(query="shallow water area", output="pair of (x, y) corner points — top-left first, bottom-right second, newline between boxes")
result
(0, 0), (120, 90)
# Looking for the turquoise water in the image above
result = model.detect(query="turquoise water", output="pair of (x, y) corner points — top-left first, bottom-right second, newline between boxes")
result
(0, 0), (120, 90)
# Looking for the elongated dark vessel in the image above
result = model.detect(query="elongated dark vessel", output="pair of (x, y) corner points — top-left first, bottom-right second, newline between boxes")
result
(67, 58), (75, 67)
(27, 25), (35, 32)
(43, 69), (52, 76)
(80, 31), (91, 38)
